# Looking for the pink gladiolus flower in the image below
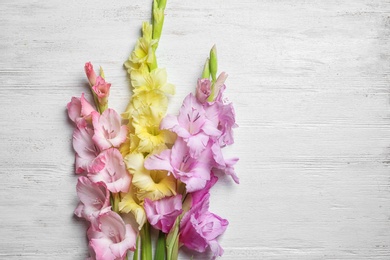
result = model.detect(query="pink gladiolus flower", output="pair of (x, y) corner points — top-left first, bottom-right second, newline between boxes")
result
(180, 193), (228, 259)
(215, 101), (237, 146)
(211, 142), (239, 184)
(67, 93), (96, 124)
(92, 109), (128, 151)
(144, 194), (182, 233)
(209, 83), (237, 146)
(92, 76), (111, 104)
(73, 122), (106, 174)
(88, 148), (131, 193)
(88, 211), (137, 260)
(190, 173), (218, 206)
(74, 176), (111, 227)
(196, 78), (211, 103)
(144, 137), (212, 192)
(85, 62), (97, 86)
(161, 93), (220, 157)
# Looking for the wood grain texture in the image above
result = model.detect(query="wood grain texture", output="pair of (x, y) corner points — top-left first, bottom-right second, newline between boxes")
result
(1, 0), (390, 259)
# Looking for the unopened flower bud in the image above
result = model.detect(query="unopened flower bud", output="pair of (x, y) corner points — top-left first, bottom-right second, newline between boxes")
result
(92, 76), (111, 111)
(202, 58), (210, 79)
(196, 78), (211, 103)
(209, 45), (218, 81)
(84, 62), (97, 86)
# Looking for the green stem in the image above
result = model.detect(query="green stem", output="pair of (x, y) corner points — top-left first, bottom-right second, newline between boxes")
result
(207, 82), (216, 102)
(155, 231), (166, 260)
(111, 192), (120, 213)
(133, 236), (139, 260)
(166, 217), (179, 260)
(140, 222), (152, 260)
(149, 55), (158, 71)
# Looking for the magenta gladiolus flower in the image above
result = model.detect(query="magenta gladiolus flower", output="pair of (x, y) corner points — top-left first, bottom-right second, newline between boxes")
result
(144, 194), (182, 233)
(74, 176), (111, 227)
(92, 108), (128, 151)
(85, 62), (97, 86)
(88, 211), (137, 260)
(161, 93), (220, 157)
(73, 123), (106, 174)
(88, 148), (131, 193)
(144, 137), (212, 192)
(180, 193), (228, 259)
(92, 76), (111, 104)
(196, 78), (211, 103)
(67, 93), (96, 124)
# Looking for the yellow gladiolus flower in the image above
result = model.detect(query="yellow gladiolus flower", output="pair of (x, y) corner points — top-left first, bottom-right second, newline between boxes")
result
(124, 90), (168, 121)
(119, 185), (147, 229)
(124, 153), (176, 201)
(132, 105), (176, 153)
(124, 22), (157, 72)
(131, 68), (175, 96)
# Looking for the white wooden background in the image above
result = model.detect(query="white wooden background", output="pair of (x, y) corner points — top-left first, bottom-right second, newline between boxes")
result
(1, 0), (390, 259)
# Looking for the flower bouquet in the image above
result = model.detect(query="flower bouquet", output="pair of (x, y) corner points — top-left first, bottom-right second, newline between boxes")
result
(67, 1), (238, 259)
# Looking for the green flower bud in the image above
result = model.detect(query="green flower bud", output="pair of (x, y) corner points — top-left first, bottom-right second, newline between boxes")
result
(202, 58), (210, 79)
(158, 0), (167, 9)
(209, 44), (218, 81)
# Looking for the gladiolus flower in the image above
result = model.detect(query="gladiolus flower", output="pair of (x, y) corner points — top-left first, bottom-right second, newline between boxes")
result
(124, 153), (176, 201)
(196, 78), (211, 103)
(74, 176), (111, 227)
(180, 193), (228, 259)
(92, 76), (111, 105)
(88, 211), (137, 260)
(92, 109), (128, 151)
(130, 68), (175, 96)
(119, 185), (147, 229)
(144, 194), (182, 233)
(205, 82), (238, 147)
(67, 93), (96, 124)
(211, 141), (239, 183)
(131, 105), (176, 153)
(88, 148), (131, 193)
(124, 22), (157, 71)
(72, 122), (105, 174)
(161, 93), (220, 157)
(85, 62), (97, 86)
(145, 137), (212, 192)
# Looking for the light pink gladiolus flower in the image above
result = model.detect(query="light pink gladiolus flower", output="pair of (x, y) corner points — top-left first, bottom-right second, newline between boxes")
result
(206, 83), (238, 147)
(196, 78), (211, 103)
(88, 211), (137, 260)
(144, 194), (182, 233)
(74, 176), (111, 227)
(92, 76), (111, 104)
(67, 93), (96, 124)
(92, 109), (128, 151)
(73, 122), (106, 174)
(88, 148), (131, 193)
(211, 142), (239, 184)
(144, 137), (212, 192)
(180, 193), (228, 259)
(190, 174), (218, 206)
(161, 93), (220, 158)
(85, 62), (97, 86)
